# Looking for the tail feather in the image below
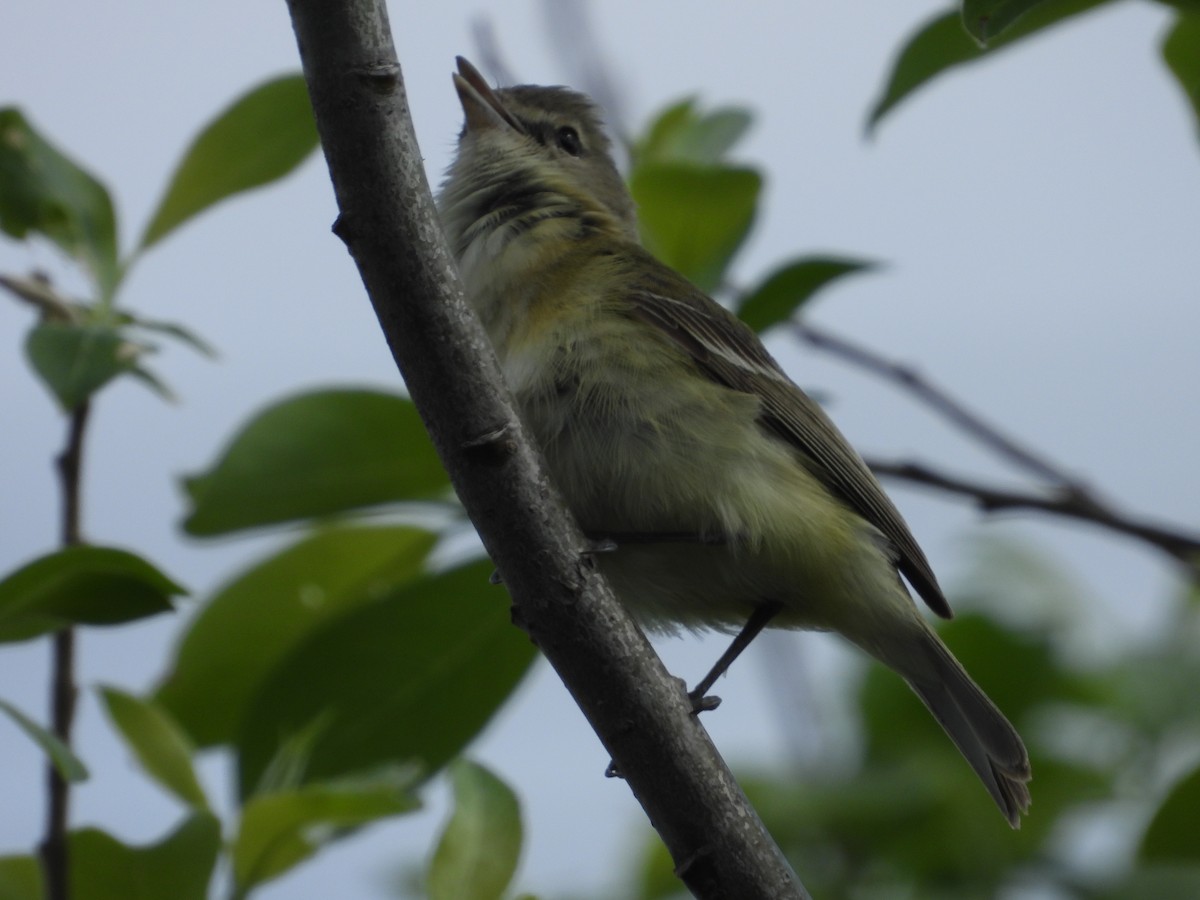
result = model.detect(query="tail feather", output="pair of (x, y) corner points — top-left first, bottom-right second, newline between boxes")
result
(907, 634), (1032, 827)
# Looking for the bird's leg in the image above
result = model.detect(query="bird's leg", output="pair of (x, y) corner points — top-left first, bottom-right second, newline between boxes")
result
(688, 601), (783, 715)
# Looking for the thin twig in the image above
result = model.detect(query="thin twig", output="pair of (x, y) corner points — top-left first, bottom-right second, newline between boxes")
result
(866, 459), (1200, 578)
(794, 320), (1090, 496)
(0, 272), (77, 322)
(41, 399), (91, 900)
(795, 320), (1199, 576)
(468, 17), (518, 88)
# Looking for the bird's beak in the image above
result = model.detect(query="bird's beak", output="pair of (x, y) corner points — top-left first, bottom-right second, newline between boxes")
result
(453, 56), (523, 134)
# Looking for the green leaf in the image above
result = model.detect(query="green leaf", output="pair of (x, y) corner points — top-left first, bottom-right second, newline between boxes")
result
(24, 321), (148, 411)
(1142, 764), (1200, 863)
(0, 698), (88, 782)
(139, 74), (318, 251)
(235, 560), (536, 797)
(1089, 865), (1200, 900)
(98, 687), (208, 809)
(962, 0), (1054, 45)
(867, 1), (1113, 133)
(126, 364), (177, 404)
(181, 388), (450, 536)
(0, 545), (185, 643)
(0, 855), (42, 900)
(1163, 12), (1200, 142)
(631, 163), (761, 292)
(428, 760), (523, 900)
(116, 312), (218, 358)
(634, 98), (754, 166)
(70, 813), (221, 900)
(232, 767), (420, 893)
(0, 108), (120, 298)
(252, 713), (333, 796)
(736, 256), (879, 333)
(156, 525), (437, 748)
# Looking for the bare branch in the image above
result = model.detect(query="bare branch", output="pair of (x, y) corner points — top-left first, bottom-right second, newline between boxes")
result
(794, 320), (1087, 493)
(40, 399), (91, 900)
(796, 320), (1199, 579)
(284, 2), (807, 896)
(468, 17), (518, 88)
(867, 458), (1200, 580)
(0, 272), (77, 322)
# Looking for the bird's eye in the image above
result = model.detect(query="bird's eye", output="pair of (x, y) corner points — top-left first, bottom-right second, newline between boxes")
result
(556, 125), (583, 156)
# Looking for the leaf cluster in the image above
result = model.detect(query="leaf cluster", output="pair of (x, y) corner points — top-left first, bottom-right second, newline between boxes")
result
(0, 78), (533, 899)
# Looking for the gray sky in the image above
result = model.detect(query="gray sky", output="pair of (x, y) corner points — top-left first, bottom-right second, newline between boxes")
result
(2, 1), (1198, 896)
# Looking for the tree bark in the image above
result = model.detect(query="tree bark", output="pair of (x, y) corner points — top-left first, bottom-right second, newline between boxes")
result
(284, 2), (809, 897)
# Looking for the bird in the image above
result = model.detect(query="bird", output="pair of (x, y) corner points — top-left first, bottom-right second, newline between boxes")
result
(437, 56), (1031, 827)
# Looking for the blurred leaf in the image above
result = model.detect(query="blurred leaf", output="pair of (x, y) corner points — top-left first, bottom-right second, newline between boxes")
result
(0, 855), (41, 900)
(1163, 12), (1200, 141)
(24, 321), (148, 411)
(116, 312), (217, 358)
(634, 98), (753, 165)
(631, 163), (761, 292)
(157, 524), (436, 748)
(0, 108), (119, 298)
(235, 560), (536, 797)
(427, 760), (523, 900)
(232, 767), (420, 893)
(736, 256), (879, 333)
(1141, 764), (1200, 863)
(962, 0), (1053, 45)
(126, 363), (177, 404)
(0, 545), (184, 643)
(70, 813), (221, 900)
(0, 698), (88, 782)
(98, 686), (208, 809)
(867, 1), (1113, 133)
(139, 74), (318, 251)
(181, 388), (450, 536)
(952, 536), (1090, 633)
(634, 834), (687, 900)
(730, 752), (1104, 896)
(252, 713), (333, 796)
(1088, 864), (1200, 899)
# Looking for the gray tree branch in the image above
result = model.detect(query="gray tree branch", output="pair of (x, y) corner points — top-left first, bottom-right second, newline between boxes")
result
(283, 2), (807, 896)
(796, 321), (1200, 580)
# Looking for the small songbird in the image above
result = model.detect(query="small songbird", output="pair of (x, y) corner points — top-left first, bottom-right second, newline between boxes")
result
(438, 57), (1031, 826)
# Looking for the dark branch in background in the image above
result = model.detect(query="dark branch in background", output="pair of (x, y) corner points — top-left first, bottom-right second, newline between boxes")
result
(795, 321), (1086, 489)
(468, 17), (517, 88)
(284, 2), (808, 897)
(472, 6), (634, 161)
(540, 0), (630, 142)
(866, 461), (1200, 579)
(41, 399), (91, 900)
(794, 321), (1200, 580)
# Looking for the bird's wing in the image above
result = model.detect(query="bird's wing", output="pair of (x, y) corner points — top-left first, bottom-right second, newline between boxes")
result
(625, 270), (952, 619)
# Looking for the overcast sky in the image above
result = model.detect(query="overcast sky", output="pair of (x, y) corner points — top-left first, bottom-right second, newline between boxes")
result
(2, 1), (1198, 897)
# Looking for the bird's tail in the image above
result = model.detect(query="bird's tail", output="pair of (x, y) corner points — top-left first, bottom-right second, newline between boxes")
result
(902, 627), (1032, 827)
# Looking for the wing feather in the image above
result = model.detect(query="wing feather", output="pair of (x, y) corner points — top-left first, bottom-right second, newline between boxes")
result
(623, 266), (952, 619)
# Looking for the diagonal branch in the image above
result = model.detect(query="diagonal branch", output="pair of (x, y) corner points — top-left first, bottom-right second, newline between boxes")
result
(794, 320), (1087, 491)
(283, 2), (808, 897)
(796, 320), (1199, 579)
(866, 459), (1200, 579)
